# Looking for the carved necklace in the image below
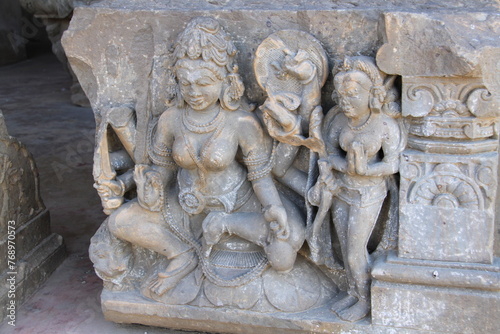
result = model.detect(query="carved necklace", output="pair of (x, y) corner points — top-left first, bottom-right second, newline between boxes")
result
(347, 112), (372, 132)
(180, 107), (226, 187)
(183, 106), (224, 134)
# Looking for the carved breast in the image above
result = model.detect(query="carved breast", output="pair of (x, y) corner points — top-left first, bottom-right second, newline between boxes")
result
(172, 131), (239, 172)
(339, 123), (382, 159)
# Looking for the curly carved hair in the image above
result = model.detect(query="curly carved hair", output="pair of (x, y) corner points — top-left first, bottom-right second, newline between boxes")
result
(172, 17), (244, 110)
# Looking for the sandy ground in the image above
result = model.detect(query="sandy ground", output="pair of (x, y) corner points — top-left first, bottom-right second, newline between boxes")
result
(0, 51), (204, 334)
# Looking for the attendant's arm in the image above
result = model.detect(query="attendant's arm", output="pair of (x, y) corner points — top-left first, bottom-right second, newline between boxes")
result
(239, 113), (289, 240)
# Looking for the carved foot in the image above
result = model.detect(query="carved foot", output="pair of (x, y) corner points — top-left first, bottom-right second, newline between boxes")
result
(331, 294), (357, 313)
(337, 299), (370, 322)
(149, 251), (197, 296)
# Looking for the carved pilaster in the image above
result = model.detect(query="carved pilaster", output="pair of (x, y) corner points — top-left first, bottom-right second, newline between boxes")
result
(399, 76), (498, 263)
(371, 76), (500, 332)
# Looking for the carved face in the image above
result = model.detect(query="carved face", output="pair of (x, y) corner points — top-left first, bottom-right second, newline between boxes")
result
(176, 59), (224, 112)
(334, 71), (372, 119)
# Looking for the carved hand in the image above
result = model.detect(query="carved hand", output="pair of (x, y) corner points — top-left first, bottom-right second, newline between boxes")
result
(94, 179), (125, 213)
(134, 165), (163, 212)
(262, 96), (299, 133)
(352, 141), (367, 175)
(308, 159), (338, 206)
(264, 205), (289, 241)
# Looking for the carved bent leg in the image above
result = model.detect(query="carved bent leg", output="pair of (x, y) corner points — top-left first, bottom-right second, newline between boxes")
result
(202, 194), (305, 273)
(331, 197), (383, 322)
(202, 211), (268, 256)
(108, 200), (197, 295)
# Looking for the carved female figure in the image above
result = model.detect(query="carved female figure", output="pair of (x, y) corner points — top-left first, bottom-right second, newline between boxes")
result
(104, 17), (305, 297)
(309, 56), (405, 321)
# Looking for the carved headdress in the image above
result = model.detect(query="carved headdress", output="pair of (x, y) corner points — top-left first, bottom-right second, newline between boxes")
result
(334, 56), (400, 117)
(172, 17), (244, 110)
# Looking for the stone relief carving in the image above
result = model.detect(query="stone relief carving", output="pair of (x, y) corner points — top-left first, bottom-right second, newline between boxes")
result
(403, 77), (498, 154)
(307, 56), (405, 321)
(0, 111), (45, 226)
(89, 16), (404, 322)
(398, 75), (498, 264)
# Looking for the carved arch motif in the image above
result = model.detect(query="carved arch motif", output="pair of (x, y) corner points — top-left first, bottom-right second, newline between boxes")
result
(409, 164), (483, 210)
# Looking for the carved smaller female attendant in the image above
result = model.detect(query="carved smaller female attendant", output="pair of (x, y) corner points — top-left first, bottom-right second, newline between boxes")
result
(310, 56), (405, 322)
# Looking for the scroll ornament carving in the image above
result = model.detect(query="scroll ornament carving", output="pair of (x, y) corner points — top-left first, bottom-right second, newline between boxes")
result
(405, 81), (498, 141)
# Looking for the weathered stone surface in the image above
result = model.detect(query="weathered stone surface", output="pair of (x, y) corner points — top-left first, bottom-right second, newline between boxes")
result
(399, 151), (497, 263)
(63, 1), (500, 333)
(372, 253), (500, 333)
(398, 75), (498, 265)
(377, 12), (500, 77)
(63, 5), (383, 114)
(102, 289), (435, 334)
(89, 0), (500, 11)
(0, 110), (66, 321)
(372, 281), (500, 333)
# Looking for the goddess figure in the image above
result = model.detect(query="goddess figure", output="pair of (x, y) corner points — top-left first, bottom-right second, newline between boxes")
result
(95, 17), (305, 297)
(309, 56), (405, 321)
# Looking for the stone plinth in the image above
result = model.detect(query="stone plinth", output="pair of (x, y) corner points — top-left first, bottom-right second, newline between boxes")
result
(372, 252), (500, 333)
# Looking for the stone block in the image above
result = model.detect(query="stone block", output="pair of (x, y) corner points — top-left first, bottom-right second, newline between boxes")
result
(377, 12), (500, 77)
(372, 281), (500, 333)
(372, 253), (500, 333)
(399, 150), (497, 263)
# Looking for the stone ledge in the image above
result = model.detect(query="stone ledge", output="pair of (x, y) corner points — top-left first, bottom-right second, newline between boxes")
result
(101, 289), (432, 334)
(372, 252), (500, 291)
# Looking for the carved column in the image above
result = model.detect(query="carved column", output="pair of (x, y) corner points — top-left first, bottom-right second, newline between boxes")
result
(372, 12), (500, 333)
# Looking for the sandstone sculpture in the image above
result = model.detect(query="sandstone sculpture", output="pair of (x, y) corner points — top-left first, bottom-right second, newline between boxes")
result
(90, 17), (336, 313)
(308, 56), (405, 322)
(62, 2), (500, 332)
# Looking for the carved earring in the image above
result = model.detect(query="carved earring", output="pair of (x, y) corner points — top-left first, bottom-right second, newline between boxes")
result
(221, 69), (244, 111)
(369, 85), (385, 113)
